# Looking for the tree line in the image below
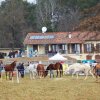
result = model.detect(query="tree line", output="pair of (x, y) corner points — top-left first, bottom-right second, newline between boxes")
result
(0, 0), (99, 48)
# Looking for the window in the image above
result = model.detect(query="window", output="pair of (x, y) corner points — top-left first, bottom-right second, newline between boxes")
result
(72, 44), (80, 54)
(84, 43), (94, 53)
(96, 43), (100, 53)
(87, 44), (91, 52)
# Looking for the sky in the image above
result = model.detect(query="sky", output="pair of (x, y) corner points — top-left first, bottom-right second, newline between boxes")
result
(0, 0), (4, 3)
(27, 0), (36, 4)
(0, 0), (36, 4)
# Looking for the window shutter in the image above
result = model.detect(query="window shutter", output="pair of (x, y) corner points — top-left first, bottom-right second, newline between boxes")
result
(96, 43), (100, 53)
(91, 44), (94, 53)
(84, 44), (87, 53)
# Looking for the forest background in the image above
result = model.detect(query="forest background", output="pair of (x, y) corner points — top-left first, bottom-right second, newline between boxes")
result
(0, 0), (100, 48)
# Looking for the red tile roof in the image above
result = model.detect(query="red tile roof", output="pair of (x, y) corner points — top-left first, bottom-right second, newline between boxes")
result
(24, 31), (100, 45)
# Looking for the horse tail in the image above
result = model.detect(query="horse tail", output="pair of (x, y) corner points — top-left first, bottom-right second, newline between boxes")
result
(60, 63), (63, 76)
(92, 66), (96, 75)
(60, 63), (63, 70)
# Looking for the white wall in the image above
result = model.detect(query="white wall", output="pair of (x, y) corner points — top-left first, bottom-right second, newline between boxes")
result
(27, 45), (33, 57)
(38, 45), (45, 54)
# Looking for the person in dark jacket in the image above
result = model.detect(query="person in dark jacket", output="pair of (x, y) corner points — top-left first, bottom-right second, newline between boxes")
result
(17, 63), (24, 78)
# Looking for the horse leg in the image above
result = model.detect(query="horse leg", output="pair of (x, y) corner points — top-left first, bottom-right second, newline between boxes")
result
(42, 71), (45, 78)
(5, 72), (7, 80)
(9, 71), (12, 80)
(40, 71), (42, 78)
(76, 72), (79, 79)
(38, 71), (41, 78)
(89, 70), (95, 78)
(96, 75), (98, 82)
(9, 72), (11, 80)
(56, 70), (58, 77)
(32, 71), (35, 79)
(60, 70), (61, 77)
(50, 70), (52, 78)
(0, 72), (2, 82)
(18, 71), (20, 79)
(38, 71), (40, 78)
(72, 71), (76, 78)
(52, 70), (54, 78)
(0, 72), (1, 78)
(35, 71), (37, 79)
(36, 71), (38, 78)
(37, 71), (39, 78)
(95, 72), (99, 82)
(41, 71), (44, 78)
(41, 71), (43, 78)
(0, 72), (1, 82)
(72, 73), (74, 78)
(29, 71), (32, 80)
(84, 71), (88, 80)
(60, 70), (63, 77)
(61, 70), (63, 77)
(39, 71), (42, 78)
(11, 71), (14, 83)
(72, 71), (78, 79)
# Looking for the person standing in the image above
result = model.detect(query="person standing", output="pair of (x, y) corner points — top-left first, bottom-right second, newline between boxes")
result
(0, 61), (3, 78)
(17, 63), (25, 78)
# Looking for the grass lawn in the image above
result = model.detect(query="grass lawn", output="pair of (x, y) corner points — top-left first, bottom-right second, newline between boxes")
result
(0, 75), (100, 100)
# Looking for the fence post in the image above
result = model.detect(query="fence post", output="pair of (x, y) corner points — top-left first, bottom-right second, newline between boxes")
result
(16, 70), (19, 83)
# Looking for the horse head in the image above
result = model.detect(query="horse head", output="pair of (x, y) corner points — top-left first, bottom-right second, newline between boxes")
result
(44, 70), (48, 77)
(9, 61), (17, 70)
(44, 64), (55, 77)
(12, 61), (16, 66)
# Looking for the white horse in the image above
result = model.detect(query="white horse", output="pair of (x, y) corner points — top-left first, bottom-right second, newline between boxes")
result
(27, 62), (38, 80)
(65, 63), (94, 80)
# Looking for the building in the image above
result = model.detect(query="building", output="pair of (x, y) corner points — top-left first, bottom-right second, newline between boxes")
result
(24, 31), (100, 61)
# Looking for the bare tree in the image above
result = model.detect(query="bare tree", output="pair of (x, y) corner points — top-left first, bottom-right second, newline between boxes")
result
(36, 0), (80, 32)
(57, 6), (80, 31)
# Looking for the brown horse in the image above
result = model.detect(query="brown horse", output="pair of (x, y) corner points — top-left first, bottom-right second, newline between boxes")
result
(37, 64), (46, 78)
(46, 62), (63, 78)
(4, 61), (16, 81)
(93, 63), (100, 81)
